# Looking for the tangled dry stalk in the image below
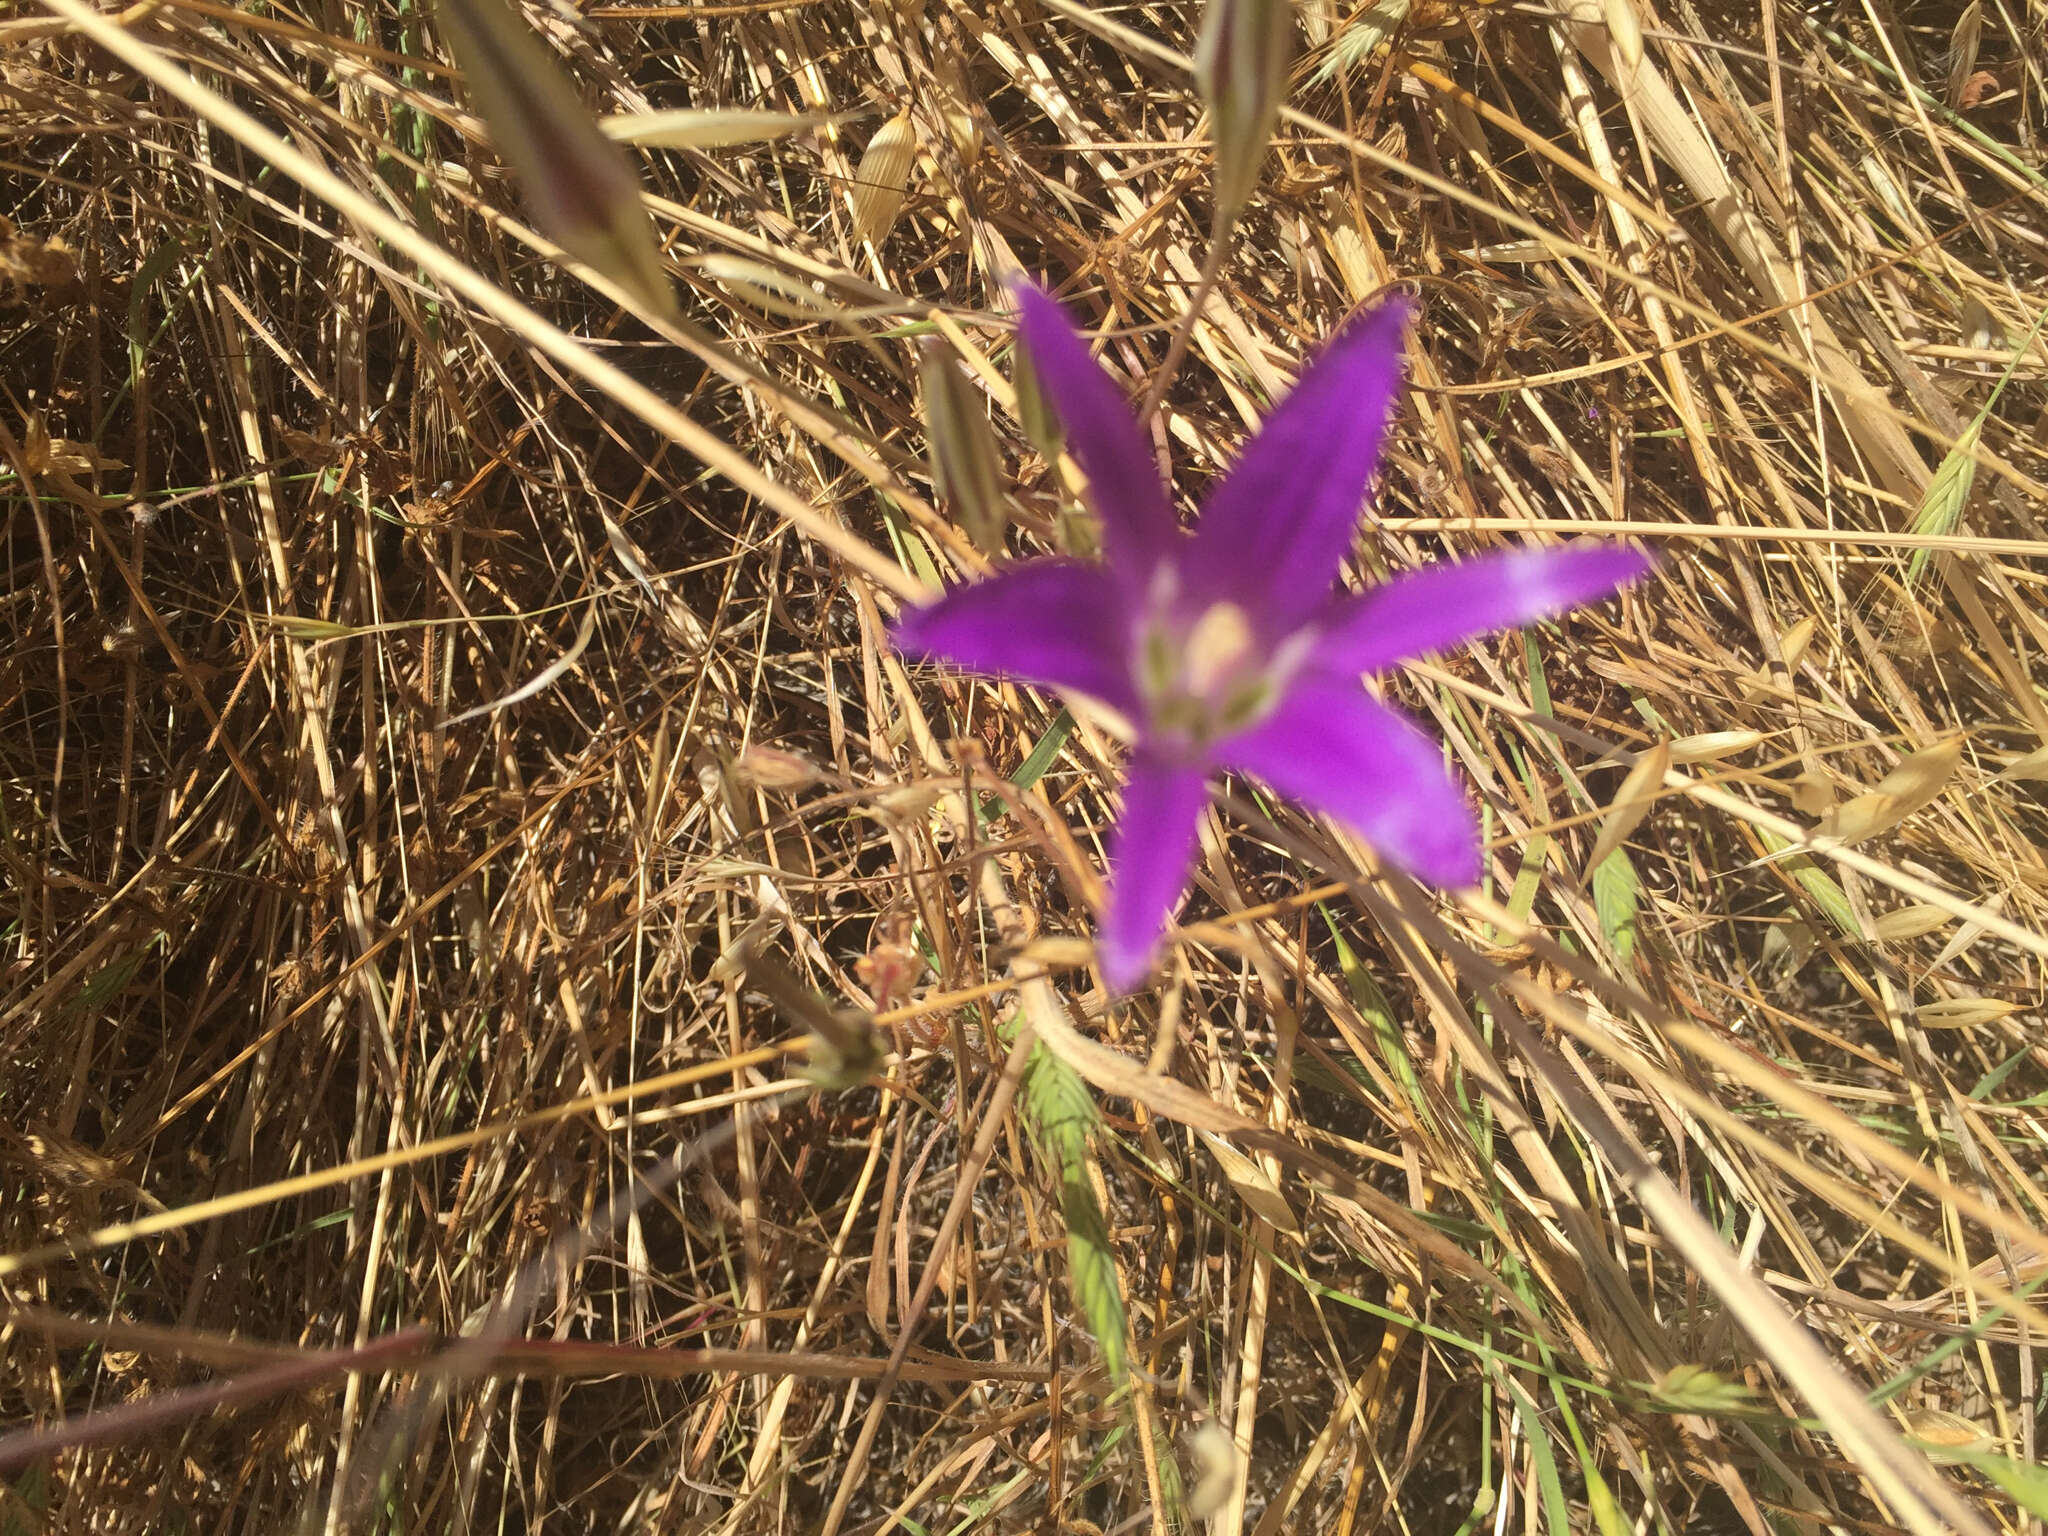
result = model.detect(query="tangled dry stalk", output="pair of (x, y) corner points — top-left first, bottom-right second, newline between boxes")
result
(3, 0), (2047, 1527)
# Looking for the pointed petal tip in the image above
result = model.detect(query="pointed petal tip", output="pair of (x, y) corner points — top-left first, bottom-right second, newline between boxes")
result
(888, 602), (931, 652)
(1008, 277), (1090, 360)
(1096, 933), (1158, 996)
(1095, 754), (1210, 998)
(1180, 286), (1416, 611)
(1005, 271), (1051, 308)
(1002, 277), (1179, 587)
(1525, 540), (1660, 605)
(888, 600), (952, 665)
(1220, 682), (1484, 892)
(1350, 771), (1482, 889)
(1394, 821), (1485, 890)
(1588, 540), (1659, 581)
(1349, 286), (1415, 336)
(1316, 539), (1658, 676)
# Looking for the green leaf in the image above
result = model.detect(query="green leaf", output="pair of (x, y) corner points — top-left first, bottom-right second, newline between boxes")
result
(939, 1467), (1035, 1536)
(878, 499), (944, 591)
(1955, 1449), (2048, 1517)
(1583, 1458), (1632, 1536)
(1758, 829), (1862, 939)
(1446, 1486), (1497, 1536)
(2, 1461), (50, 1536)
(1592, 847), (1641, 965)
(1506, 833), (1548, 924)
(1542, 1364), (1632, 1536)
(1523, 630), (1554, 718)
(1321, 909), (1429, 1119)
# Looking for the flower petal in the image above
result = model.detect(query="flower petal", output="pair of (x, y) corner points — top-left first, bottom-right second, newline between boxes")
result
(1181, 293), (1410, 618)
(1317, 543), (1653, 675)
(1012, 281), (1179, 587)
(1099, 752), (1211, 993)
(893, 561), (1138, 714)
(1219, 679), (1480, 887)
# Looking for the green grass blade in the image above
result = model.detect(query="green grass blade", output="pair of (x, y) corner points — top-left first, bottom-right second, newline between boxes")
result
(1506, 1379), (1574, 1536)
(1021, 1043), (1129, 1384)
(1012, 707), (1074, 790)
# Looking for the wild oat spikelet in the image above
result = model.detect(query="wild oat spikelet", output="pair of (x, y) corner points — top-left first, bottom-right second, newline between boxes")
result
(849, 109), (917, 246)
(436, 0), (676, 319)
(1193, 0), (1297, 231)
(919, 339), (1008, 555)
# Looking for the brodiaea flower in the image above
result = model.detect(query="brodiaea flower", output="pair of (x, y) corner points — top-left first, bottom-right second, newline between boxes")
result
(896, 281), (1652, 992)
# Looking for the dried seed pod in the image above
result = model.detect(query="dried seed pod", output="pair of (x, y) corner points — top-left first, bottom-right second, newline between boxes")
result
(1184, 1421), (1241, 1521)
(697, 255), (844, 319)
(1779, 614), (1817, 672)
(1788, 771), (1833, 816)
(1915, 996), (2019, 1030)
(1603, 0), (1643, 80)
(1582, 739), (1667, 878)
(1668, 729), (1764, 763)
(1816, 737), (1965, 843)
(600, 107), (839, 148)
(733, 744), (824, 791)
(850, 109), (917, 246)
(1197, 1130), (1300, 1232)
(1871, 904), (1953, 942)
(1990, 743), (2048, 783)
(1959, 294), (2001, 352)
(1871, 736), (1965, 812)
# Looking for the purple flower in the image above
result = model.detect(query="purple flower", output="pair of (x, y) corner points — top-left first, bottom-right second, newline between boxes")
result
(895, 282), (1653, 993)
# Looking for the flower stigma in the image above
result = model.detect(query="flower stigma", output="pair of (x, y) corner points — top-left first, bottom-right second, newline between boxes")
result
(1184, 602), (1254, 698)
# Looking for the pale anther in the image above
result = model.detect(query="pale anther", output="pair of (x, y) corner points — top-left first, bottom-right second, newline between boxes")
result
(1183, 602), (1255, 701)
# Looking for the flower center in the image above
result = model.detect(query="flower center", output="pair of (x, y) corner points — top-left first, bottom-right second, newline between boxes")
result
(1184, 601), (1255, 699)
(1140, 600), (1285, 748)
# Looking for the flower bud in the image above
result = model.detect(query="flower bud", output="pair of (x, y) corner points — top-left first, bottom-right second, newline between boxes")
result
(919, 338), (1008, 555)
(1193, 0), (1297, 231)
(436, 0), (677, 320)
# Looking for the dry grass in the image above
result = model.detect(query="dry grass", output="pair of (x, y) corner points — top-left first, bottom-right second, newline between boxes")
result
(3, 0), (2048, 1528)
